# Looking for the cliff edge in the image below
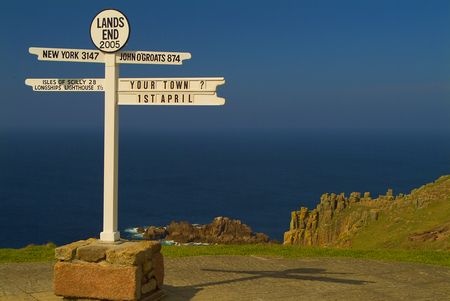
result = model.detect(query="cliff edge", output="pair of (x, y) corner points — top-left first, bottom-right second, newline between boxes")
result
(284, 175), (450, 249)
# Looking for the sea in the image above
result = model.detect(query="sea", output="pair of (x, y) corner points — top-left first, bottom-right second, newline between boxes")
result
(1, 129), (449, 248)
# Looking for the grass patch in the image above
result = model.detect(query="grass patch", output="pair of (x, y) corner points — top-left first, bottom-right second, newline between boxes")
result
(351, 194), (450, 250)
(162, 244), (450, 267)
(0, 243), (56, 263)
(1, 243), (449, 268)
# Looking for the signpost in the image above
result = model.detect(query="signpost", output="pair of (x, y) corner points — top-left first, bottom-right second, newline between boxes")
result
(25, 8), (226, 242)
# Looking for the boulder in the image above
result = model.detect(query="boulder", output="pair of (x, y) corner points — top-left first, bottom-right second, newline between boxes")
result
(143, 226), (167, 240)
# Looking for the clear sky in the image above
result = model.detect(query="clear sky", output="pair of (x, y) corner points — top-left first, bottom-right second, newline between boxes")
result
(0, 0), (449, 132)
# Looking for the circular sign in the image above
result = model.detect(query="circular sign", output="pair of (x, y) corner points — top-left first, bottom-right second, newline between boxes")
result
(90, 9), (130, 53)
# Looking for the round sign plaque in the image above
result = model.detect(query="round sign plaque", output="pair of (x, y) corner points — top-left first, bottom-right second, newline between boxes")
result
(90, 9), (130, 53)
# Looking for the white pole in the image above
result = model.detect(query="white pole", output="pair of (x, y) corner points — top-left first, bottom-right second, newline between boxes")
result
(100, 52), (120, 242)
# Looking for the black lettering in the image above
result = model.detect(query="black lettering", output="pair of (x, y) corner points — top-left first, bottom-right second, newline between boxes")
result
(43, 50), (59, 59)
(102, 29), (118, 40)
(106, 17), (113, 28)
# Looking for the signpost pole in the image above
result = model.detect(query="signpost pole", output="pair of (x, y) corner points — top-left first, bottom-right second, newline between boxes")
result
(100, 52), (120, 242)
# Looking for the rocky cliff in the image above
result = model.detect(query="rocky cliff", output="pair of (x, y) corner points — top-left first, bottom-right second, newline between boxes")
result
(284, 175), (450, 249)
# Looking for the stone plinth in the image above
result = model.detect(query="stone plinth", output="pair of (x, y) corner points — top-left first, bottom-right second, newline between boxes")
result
(54, 239), (164, 301)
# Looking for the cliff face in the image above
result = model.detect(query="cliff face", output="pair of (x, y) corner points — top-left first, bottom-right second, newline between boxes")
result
(284, 176), (450, 249)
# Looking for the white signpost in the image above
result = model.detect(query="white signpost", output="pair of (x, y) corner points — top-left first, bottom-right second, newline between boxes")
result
(25, 9), (226, 243)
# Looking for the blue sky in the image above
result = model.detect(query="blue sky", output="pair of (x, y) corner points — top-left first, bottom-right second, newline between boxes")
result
(0, 0), (449, 131)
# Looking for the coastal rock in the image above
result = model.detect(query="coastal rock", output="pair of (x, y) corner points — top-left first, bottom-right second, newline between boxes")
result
(143, 226), (168, 240)
(408, 224), (450, 242)
(166, 216), (269, 244)
(142, 217), (270, 244)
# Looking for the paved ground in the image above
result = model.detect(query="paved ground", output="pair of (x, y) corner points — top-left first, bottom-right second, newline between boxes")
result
(1, 256), (450, 300)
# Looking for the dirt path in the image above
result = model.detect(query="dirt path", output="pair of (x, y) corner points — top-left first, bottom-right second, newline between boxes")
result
(1, 256), (449, 300)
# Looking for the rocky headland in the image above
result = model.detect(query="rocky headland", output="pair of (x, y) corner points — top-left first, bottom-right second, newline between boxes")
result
(139, 216), (270, 244)
(284, 175), (450, 249)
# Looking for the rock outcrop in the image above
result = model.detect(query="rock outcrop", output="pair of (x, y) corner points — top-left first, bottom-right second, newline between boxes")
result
(143, 217), (270, 244)
(284, 175), (450, 249)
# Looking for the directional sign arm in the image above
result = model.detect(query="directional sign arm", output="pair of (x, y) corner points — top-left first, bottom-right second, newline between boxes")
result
(118, 77), (225, 92)
(25, 78), (105, 92)
(29, 47), (104, 63)
(116, 50), (191, 65)
(118, 92), (225, 106)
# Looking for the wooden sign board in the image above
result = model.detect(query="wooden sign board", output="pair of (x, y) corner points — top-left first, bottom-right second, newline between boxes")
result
(25, 79), (105, 91)
(29, 47), (104, 63)
(118, 93), (225, 106)
(117, 51), (191, 65)
(118, 78), (224, 92)
(29, 47), (192, 66)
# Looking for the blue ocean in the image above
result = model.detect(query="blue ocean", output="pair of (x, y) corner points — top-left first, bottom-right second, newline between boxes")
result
(1, 129), (449, 248)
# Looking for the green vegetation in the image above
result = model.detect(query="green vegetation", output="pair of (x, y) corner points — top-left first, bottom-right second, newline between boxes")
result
(0, 243), (56, 263)
(1, 243), (449, 267)
(350, 178), (450, 250)
(161, 244), (450, 267)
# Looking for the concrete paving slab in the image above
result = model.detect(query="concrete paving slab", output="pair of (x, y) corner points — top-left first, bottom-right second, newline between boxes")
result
(0, 256), (449, 300)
